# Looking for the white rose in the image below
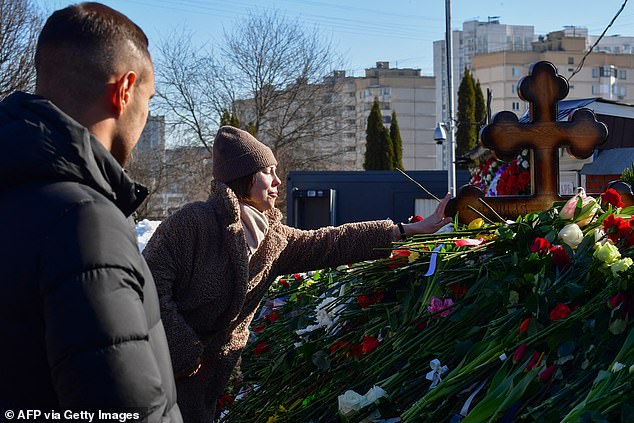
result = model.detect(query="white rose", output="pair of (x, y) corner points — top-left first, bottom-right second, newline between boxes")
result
(558, 223), (584, 248)
(338, 390), (368, 416)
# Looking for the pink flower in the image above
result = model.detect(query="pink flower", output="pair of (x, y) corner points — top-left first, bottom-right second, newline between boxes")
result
(427, 296), (455, 318)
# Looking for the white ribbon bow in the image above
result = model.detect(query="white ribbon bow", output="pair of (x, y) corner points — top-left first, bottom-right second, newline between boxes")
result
(425, 358), (448, 389)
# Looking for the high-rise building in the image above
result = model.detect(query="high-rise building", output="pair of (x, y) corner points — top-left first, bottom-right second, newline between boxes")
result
(433, 18), (535, 168)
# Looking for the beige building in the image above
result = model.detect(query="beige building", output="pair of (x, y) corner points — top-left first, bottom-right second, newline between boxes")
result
(471, 30), (634, 116)
(242, 62), (438, 171)
(350, 62), (437, 170)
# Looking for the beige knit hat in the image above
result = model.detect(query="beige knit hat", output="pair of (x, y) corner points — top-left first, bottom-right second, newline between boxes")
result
(212, 126), (277, 183)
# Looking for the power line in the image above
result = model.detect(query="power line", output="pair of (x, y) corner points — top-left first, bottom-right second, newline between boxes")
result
(568, 0), (629, 82)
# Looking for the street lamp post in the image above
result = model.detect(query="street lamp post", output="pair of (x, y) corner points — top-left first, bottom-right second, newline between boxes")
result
(445, 0), (456, 196)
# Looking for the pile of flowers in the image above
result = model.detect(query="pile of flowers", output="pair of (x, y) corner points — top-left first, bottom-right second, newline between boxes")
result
(222, 188), (634, 422)
(469, 150), (531, 196)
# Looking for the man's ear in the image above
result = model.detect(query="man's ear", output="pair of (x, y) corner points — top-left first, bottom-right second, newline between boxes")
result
(110, 71), (137, 117)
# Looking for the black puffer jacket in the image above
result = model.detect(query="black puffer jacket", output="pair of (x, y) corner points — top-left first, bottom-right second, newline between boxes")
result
(0, 92), (182, 422)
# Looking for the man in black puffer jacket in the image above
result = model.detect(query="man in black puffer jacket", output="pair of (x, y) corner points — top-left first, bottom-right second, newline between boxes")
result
(0, 3), (182, 421)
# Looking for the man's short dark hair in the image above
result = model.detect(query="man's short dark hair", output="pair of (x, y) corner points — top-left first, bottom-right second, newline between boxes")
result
(35, 2), (151, 97)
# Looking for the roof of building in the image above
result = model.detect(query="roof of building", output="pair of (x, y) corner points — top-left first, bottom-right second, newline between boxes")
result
(580, 147), (634, 175)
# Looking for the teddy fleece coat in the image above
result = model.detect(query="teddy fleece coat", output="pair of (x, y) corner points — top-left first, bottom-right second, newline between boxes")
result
(143, 181), (396, 422)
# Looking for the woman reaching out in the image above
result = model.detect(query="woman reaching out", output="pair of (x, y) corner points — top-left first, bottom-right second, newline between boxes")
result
(143, 126), (451, 422)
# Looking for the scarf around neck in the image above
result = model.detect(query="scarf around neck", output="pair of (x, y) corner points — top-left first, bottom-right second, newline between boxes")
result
(239, 202), (269, 258)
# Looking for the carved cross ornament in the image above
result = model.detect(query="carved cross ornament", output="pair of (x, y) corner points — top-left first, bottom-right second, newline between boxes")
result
(445, 61), (632, 223)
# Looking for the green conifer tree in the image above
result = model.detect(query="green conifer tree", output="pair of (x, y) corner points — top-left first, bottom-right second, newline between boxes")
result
(474, 79), (486, 135)
(364, 98), (384, 170)
(390, 111), (403, 169)
(456, 68), (477, 157)
(220, 109), (232, 126)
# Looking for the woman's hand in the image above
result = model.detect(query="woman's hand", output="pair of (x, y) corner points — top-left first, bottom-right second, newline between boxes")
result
(396, 193), (452, 239)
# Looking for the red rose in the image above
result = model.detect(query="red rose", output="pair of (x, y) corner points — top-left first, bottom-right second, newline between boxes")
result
(409, 215), (424, 223)
(266, 312), (281, 323)
(519, 317), (531, 333)
(601, 188), (625, 209)
(361, 336), (380, 354)
(518, 172), (530, 190)
(530, 237), (551, 254)
(279, 279), (289, 288)
(292, 273), (301, 280)
(549, 303), (571, 321)
(254, 342), (270, 356)
(550, 245), (571, 270)
(538, 364), (557, 382)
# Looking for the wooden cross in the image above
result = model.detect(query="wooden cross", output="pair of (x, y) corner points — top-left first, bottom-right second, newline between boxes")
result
(446, 61), (621, 223)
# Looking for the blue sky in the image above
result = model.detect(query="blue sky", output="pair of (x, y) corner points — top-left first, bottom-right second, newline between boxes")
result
(40, 0), (632, 76)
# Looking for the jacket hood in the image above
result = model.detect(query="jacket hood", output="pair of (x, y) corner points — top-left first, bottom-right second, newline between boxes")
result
(0, 92), (147, 216)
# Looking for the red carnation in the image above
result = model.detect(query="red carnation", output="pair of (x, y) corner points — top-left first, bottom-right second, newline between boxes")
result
(549, 303), (571, 321)
(279, 279), (289, 288)
(292, 273), (301, 280)
(253, 323), (265, 333)
(519, 317), (531, 333)
(409, 215), (424, 223)
(265, 312), (281, 323)
(601, 188), (625, 209)
(530, 237), (551, 254)
(254, 342), (270, 356)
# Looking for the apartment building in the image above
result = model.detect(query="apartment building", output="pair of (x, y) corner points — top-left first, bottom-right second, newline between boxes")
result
(472, 30), (634, 116)
(242, 62), (437, 172)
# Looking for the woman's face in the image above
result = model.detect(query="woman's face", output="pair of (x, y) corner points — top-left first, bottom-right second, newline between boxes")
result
(248, 166), (281, 211)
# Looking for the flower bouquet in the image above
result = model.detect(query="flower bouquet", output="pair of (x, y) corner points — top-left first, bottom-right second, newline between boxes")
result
(223, 188), (634, 422)
(470, 150), (531, 196)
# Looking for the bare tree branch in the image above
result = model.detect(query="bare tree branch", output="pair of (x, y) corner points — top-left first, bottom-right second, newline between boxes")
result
(0, 0), (42, 99)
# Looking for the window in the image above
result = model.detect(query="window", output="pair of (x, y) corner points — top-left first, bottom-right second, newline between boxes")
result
(592, 85), (600, 95)
(512, 102), (520, 111)
(620, 70), (627, 80)
(620, 86), (627, 97)
(512, 67), (520, 77)
(382, 115), (392, 124)
(568, 57), (574, 65)
(592, 68), (599, 78)
(382, 87), (391, 96)
(511, 84), (516, 94)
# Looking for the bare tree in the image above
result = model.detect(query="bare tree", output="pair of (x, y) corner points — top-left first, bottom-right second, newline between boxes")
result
(155, 11), (351, 217)
(154, 30), (219, 153)
(0, 0), (41, 98)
